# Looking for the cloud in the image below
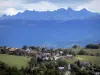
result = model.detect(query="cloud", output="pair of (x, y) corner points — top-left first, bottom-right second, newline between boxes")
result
(75, 0), (100, 12)
(0, 0), (100, 15)
(21, 0), (88, 4)
(23, 1), (59, 11)
(0, 0), (24, 15)
(4, 8), (23, 15)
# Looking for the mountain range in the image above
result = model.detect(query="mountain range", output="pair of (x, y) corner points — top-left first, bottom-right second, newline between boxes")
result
(0, 8), (99, 20)
(0, 8), (100, 48)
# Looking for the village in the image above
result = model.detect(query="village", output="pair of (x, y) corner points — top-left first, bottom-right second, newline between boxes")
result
(0, 45), (100, 75)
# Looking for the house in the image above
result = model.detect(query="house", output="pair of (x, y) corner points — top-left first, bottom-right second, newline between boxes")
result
(94, 72), (100, 75)
(58, 67), (64, 70)
(42, 53), (52, 61)
(53, 56), (61, 60)
(25, 48), (31, 53)
(80, 62), (91, 67)
(66, 54), (73, 59)
(60, 51), (63, 55)
(68, 64), (71, 71)
(43, 56), (49, 60)
(8, 48), (25, 55)
(42, 53), (51, 57)
(8, 48), (17, 53)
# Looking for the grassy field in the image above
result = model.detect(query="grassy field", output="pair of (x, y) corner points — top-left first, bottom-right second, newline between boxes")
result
(72, 48), (100, 55)
(66, 47), (100, 65)
(0, 54), (30, 69)
(76, 55), (100, 65)
(84, 49), (100, 55)
(66, 55), (100, 65)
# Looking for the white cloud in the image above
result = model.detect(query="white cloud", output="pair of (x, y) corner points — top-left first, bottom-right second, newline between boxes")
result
(75, 0), (100, 12)
(0, 0), (22, 8)
(0, 0), (24, 15)
(4, 8), (23, 16)
(23, 1), (59, 11)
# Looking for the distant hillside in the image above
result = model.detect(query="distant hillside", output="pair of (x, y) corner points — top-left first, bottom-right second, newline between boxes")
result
(0, 19), (100, 47)
(0, 8), (98, 20)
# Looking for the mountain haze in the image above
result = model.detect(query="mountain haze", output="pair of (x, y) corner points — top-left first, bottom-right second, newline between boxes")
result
(0, 8), (100, 48)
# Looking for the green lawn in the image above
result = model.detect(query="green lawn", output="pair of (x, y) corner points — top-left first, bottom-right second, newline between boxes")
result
(76, 55), (100, 65)
(68, 48), (100, 65)
(84, 49), (100, 55)
(0, 54), (30, 69)
(72, 48), (100, 55)
(72, 47), (84, 53)
(66, 55), (100, 65)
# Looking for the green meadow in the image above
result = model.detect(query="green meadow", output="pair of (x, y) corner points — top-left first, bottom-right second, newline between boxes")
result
(66, 55), (100, 65)
(0, 54), (30, 69)
(84, 49), (100, 55)
(72, 47), (100, 55)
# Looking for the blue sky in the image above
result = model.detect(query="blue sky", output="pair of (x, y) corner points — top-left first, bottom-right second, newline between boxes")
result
(0, 0), (99, 15)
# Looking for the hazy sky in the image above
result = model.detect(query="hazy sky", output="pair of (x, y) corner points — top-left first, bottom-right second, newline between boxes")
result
(0, 0), (99, 15)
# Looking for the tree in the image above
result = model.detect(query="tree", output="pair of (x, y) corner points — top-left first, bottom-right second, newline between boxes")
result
(28, 57), (37, 68)
(29, 46), (36, 50)
(78, 50), (88, 55)
(44, 69), (60, 75)
(22, 45), (28, 50)
(57, 58), (68, 67)
(72, 45), (78, 48)
(0, 49), (8, 54)
(41, 47), (46, 53)
(86, 44), (99, 49)
(0, 61), (24, 75)
(75, 60), (81, 67)
(37, 57), (43, 63)
(95, 53), (100, 57)
(70, 63), (80, 73)
(76, 70), (89, 75)
(40, 62), (47, 69)
(50, 48), (54, 56)
(63, 49), (69, 55)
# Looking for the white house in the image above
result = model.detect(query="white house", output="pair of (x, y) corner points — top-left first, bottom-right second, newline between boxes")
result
(54, 56), (61, 60)
(66, 54), (73, 59)
(58, 67), (64, 70)
(25, 48), (31, 53)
